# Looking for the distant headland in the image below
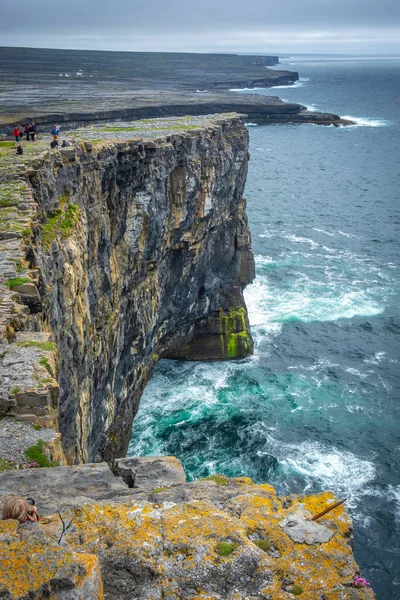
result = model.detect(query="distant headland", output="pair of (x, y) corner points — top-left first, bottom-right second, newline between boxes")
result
(0, 47), (353, 128)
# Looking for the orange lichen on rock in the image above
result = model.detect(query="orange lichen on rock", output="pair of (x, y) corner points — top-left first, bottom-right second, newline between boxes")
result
(0, 479), (375, 599)
(0, 519), (103, 599)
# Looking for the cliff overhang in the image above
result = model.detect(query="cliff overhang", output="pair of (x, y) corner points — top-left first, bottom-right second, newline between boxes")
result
(0, 114), (254, 464)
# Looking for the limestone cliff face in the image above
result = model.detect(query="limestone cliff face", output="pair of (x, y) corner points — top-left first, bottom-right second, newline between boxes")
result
(15, 115), (254, 464)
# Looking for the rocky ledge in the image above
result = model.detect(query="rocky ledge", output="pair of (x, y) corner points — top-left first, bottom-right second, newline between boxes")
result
(0, 115), (254, 464)
(1, 92), (353, 131)
(0, 457), (375, 599)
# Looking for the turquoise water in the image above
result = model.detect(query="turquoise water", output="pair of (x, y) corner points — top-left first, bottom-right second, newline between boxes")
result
(129, 56), (400, 599)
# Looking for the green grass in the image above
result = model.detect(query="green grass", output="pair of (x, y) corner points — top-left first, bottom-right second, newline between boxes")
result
(40, 202), (80, 250)
(12, 386), (21, 395)
(39, 357), (54, 377)
(24, 439), (57, 468)
(0, 141), (14, 148)
(254, 539), (270, 552)
(215, 542), (239, 557)
(10, 259), (26, 273)
(5, 277), (30, 289)
(151, 487), (169, 494)
(0, 198), (17, 208)
(200, 474), (230, 486)
(0, 457), (16, 471)
(17, 340), (55, 351)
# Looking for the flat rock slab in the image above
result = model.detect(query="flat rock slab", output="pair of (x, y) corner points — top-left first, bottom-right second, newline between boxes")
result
(0, 463), (141, 516)
(279, 511), (334, 544)
(115, 455), (187, 489)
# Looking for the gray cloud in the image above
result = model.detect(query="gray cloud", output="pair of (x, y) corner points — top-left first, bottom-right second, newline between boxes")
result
(1, 0), (399, 53)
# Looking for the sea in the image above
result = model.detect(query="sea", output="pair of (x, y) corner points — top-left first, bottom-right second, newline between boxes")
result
(128, 55), (400, 599)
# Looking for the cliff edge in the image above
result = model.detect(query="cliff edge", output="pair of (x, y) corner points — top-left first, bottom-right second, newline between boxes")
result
(0, 115), (254, 464)
(0, 458), (375, 599)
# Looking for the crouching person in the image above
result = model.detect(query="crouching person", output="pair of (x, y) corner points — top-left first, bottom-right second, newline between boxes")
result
(2, 495), (38, 523)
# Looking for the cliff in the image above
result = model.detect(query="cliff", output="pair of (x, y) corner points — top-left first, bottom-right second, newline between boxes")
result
(0, 458), (375, 599)
(0, 115), (254, 465)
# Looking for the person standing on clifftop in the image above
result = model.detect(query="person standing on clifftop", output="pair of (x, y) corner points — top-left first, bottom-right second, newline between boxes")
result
(30, 122), (37, 141)
(24, 123), (31, 141)
(51, 123), (60, 141)
(13, 126), (21, 143)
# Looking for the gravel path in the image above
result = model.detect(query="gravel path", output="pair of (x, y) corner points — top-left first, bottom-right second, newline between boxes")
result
(0, 418), (56, 465)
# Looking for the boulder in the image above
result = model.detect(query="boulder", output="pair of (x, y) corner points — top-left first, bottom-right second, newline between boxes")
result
(115, 455), (187, 489)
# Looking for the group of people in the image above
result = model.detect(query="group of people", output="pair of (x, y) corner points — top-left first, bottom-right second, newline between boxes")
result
(13, 123), (37, 143)
(11, 121), (71, 154)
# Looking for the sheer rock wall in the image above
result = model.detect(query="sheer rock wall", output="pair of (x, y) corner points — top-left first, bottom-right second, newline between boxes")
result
(0, 115), (254, 464)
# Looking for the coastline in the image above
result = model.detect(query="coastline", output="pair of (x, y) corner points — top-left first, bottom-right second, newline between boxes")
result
(0, 47), (354, 130)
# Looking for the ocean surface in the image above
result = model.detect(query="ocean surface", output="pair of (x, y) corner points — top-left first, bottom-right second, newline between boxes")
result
(129, 55), (400, 599)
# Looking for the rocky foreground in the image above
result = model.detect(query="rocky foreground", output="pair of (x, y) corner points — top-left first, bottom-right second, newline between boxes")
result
(0, 457), (375, 599)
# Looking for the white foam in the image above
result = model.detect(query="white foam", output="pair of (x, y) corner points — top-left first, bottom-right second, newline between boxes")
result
(345, 367), (369, 379)
(288, 359), (339, 372)
(387, 485), (400, 521)
(276, 439), (376, 506)
(337, 230), (360, 239)
(312, 227), (336, 237)
(363, 351), (387, 365)
(342, 115), (390, 127)
(245, 122), (258, 127)
(269, 80), (304, 89)
(245, 269), (384, 326)
(229, 86), (272, 91)
(244, 279), (282, 334)
(281, 233), (337, 253)
(230, 78), (305, 92)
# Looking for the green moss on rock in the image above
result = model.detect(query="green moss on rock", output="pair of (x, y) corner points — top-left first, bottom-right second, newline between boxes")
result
(40, 202), (80, 250)
(17, 340), (55, 351)
(290, 585), (304, 595)
(255, 539), (271, 552)
(200, 474), (230, 486)
(5, 277), (30, 289)
(215, 541), (239, 556)
(217, 306), (251, 359)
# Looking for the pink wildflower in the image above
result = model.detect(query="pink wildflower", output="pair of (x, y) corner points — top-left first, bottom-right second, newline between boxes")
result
(354, 576), (371, 588)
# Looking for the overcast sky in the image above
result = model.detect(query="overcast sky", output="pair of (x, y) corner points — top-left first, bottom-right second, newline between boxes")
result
(1, 0), (399, 54)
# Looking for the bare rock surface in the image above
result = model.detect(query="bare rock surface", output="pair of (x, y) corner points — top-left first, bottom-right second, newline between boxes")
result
(116, 455), (187, 489)
(279, 510), (334, 544)
(0, 462), (142, 515)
